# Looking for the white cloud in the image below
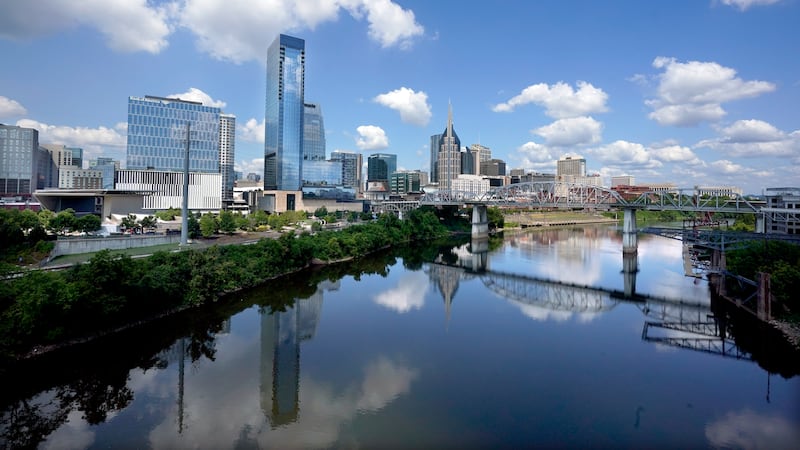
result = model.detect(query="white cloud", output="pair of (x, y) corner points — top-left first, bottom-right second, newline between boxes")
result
(346, 0), (425, 50)
(237, 118), (265, 143)
(40, 410), (95, 450)
(373, 272), (428, 313)
(516, 141), (554, 168)
(720, 0), (782, 11)
(0, 0), (172, 54)
(234, 157), (264, 177)
(647, 57), (775, 126)
(710, 159), (745, 174)
(649, 144), (703, 165)
(167, 87), (226, 108)
(373, 87), (431, 126)
(355, 125), (389, 150)
(492, 81), (609, 118)
(533, 116), (602, 146)
(178, 0), (423, 63)
(16, 118), (128, 167)
(0, 95), (27, 118)
(588, 140), (662, 168)
(696, 119), (799, 157)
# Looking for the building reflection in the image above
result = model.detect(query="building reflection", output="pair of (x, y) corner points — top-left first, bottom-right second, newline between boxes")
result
(259, 281), (335, 427)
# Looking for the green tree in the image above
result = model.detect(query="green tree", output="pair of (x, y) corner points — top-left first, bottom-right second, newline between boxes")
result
(200, 213), (219, 238)
(155, 207), (181, 221)
(49, 209), (76, 235)
(120, 214), (138, 232)
(139, 215), (157, 230)
(218, 210), (237, 234)
(486, 207), (505, 230)
(314, 206), (328, 218)
(187, 214), (201, 238)
(37, 209), (54, 230)
(76, 214), (102, 234)
(18, 209), (41, 234)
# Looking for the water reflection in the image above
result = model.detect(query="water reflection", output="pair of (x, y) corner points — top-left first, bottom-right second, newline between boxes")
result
(705, 409), (800, 449)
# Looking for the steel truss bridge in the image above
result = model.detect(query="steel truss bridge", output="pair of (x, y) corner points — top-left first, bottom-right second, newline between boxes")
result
(415, 181), (765, 214)
(428, 262), (752, 362)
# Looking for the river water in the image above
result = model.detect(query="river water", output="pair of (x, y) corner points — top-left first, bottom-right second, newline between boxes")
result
(1, 225), (798, 449)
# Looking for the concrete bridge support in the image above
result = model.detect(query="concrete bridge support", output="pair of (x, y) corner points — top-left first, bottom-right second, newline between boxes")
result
(471, 204), (489, 239)
(622, 252), (639, 298)
(622, 208), (638, 254)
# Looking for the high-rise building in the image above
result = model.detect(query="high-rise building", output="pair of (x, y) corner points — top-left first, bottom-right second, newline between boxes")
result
(437, 103), (461, 190)
(367, 153), (397, 182)
(89, 157), (120, 190)
(556, 155), (586, 182)
(330, 150), (362, 190)
(0, 124), (40, 198)
(390, 170), (422, 195)
(469, 144), (491, 175)
(611, 175), (635, 187)
(303, 103), (325, 162)
(429, 133), (442, 183)
(68, 147), (83, 169)
(480, 158), (506, 176)
(265, 34), (305, 191)
(461, 147), (476, 175)
(126, 95), (221, 173)
(219, 114), (236, 203)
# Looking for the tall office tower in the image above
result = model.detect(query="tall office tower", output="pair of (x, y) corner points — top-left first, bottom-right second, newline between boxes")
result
(437, 103), (461, 189)
(265, 34), (305, 191)
(0, 124), (40, 198)
(303, 103), (325, 161)
(68, 147), (83, 169)
(367, 153), (397, 182)
(460, 147), (476, 175)
(469, 144), (490, 175)
(126, 95), (221, 173)
(429, 133), (442, 183)
(330, 150), (362, 189)
(219, 114), (236, 204)
(556, 155), (586, 182)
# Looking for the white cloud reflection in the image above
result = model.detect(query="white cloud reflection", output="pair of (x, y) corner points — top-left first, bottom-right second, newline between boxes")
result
(373, 271), (429, 313)
(705, 409), (800, 449)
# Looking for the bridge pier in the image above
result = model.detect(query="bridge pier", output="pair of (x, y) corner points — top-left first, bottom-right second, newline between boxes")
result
(471, 204), (489, 239)
(622, 252), (639, 298)
(622, 208), (638, 254)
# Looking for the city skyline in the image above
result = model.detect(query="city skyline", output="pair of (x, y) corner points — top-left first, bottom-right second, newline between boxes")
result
(0, 1), (798, 194)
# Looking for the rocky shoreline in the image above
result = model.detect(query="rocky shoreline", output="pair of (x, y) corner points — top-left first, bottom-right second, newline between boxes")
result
(770, 319), (800, 350)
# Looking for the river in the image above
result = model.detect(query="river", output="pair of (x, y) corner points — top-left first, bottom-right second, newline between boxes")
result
(1, 225), (798, 449)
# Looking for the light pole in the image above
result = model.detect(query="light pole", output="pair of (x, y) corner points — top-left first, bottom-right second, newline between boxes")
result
(181, 122), (190, 246)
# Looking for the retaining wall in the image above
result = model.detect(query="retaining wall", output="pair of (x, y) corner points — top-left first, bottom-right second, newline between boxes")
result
(51, 235), (181, 258)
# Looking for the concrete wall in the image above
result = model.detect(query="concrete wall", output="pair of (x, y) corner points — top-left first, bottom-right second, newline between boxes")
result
(51, 234), (181, 258)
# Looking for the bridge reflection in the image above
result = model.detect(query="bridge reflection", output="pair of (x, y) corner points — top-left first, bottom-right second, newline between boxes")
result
(424, 239), (752, 362)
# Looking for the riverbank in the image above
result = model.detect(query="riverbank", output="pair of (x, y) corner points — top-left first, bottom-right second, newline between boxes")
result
(771, 320), (800, 349)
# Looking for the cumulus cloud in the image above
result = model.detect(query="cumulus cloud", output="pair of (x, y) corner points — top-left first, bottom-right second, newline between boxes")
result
(373, 272), (428, 313)
(0, 0), (172, 54)
(167, 87), (227, 108)
(234, 157), (264, 178)
(588, 140), (662, 169)
(0, 95), (27, 118)
(373, 87), (431, 126)
(516, 141), (554, 166)
(710, 159), (745, 174)
(649, 144), (704, 165)
(720, 0), (782, 11)
(355, 125), (389, 150)
(533, 116), (602, 147)
(16, 118), (127, 166)
(178, 0), (424, 63)
(647, 57), (775, 126)
(696, 119), (799, 157)
(237, 118), (265, 143)
(492, 81), (609, 118)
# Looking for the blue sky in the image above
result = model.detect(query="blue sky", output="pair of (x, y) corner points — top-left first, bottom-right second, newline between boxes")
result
(0, 0), (797, 194)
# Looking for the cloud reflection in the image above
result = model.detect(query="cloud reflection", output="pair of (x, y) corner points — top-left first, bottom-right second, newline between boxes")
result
(373, 271), (429, 313)
(705, 409), (800, 450)
(40, 410), (95, 450)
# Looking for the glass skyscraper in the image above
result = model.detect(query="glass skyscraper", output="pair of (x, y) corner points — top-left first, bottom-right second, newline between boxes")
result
(0, 124), (39, 197)
(219, 114), (236, 202)
(330, 150), (362, 189)
(437, 103), (461, 189)
(303, 103), (325, 162)
(367, 153), (397, 182)
(127, 96), (221, 173)
(265, 34), (305, 191)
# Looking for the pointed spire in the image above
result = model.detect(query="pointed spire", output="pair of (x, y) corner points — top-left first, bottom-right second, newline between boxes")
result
(447, 100), (453, 138)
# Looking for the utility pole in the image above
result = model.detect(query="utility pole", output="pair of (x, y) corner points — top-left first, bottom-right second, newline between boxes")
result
(181, 122), (190, 246)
